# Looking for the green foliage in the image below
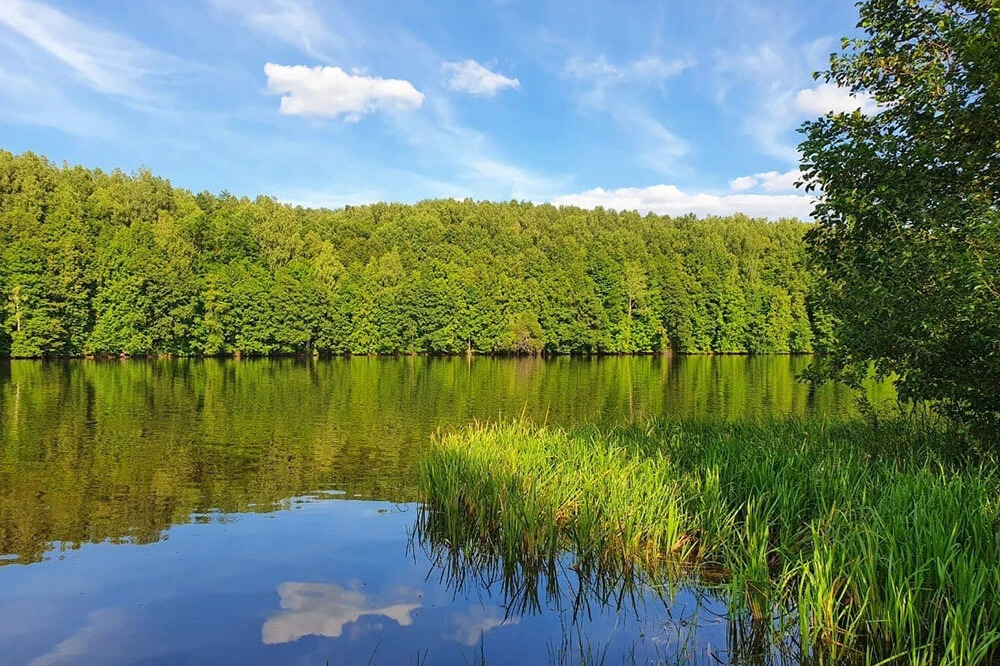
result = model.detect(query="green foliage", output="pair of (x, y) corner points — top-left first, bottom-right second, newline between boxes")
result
(799, 0), (1000, 433)
(1, 150), (819, 357)
(421, 419), (1000, 664)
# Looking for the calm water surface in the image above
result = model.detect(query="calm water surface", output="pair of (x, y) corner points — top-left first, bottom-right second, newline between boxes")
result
(0, 356), (881, 664)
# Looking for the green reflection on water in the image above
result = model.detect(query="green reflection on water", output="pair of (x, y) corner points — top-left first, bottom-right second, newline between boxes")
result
(0, 356), (891, 565)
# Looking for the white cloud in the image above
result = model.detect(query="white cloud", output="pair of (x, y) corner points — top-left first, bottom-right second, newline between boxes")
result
(728, 175), (759, 192)
(264, 63), (424, 120)
(551, 183), (813, 219)
(729, 168), (801, 193)
(794, 82), (876, 116)
(0, 0), (175, 99)
(444, 60), (520, 96)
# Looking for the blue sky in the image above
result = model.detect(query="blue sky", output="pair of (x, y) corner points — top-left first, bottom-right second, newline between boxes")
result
(0, 0), (872, 218)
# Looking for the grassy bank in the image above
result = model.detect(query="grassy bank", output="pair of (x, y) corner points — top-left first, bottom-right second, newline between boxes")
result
(419, 419), (1000, 664)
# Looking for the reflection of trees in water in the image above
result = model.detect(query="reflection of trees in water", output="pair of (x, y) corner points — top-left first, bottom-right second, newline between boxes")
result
(0, 359), (422, 564)
(414, 506), (817, 666)
(0, 356), (882, 566)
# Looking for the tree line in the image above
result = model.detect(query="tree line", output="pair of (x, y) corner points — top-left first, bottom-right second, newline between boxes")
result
(0, 150), (826, 358)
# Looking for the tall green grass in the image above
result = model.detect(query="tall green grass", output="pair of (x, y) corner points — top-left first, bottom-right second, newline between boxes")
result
(419, 419), (1000, 664)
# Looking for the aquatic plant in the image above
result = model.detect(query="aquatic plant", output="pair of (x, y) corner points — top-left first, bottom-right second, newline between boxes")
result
(419, 419), (1000, 664)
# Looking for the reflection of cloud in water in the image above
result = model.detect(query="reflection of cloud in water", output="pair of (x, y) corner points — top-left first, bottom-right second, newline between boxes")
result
(29, 608), (128, 666)
(447, 605), (519, 646)
(262, 582), (421, 645)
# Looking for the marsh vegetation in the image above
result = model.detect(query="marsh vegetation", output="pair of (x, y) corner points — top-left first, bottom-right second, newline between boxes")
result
(420, 419), (1000, 664)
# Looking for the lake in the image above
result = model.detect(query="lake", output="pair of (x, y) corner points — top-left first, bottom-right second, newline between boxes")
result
(0, 356), (879, 664)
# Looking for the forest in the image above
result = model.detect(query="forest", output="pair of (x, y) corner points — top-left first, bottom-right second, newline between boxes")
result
(0, 150), (823, 358)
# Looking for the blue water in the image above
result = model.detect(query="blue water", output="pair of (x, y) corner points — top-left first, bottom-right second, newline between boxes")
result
(0, 356), (874, 664)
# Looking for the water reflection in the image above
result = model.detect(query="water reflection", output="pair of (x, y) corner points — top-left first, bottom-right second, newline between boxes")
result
(0, 495), (803, 664)
(28, 608), (131, 666)
(413, 493), (817, 665)
(0, 356), (886, 567)
(262, 582), (421, 644)
(0, 357), (888, 662)
(446, 605), (519, 647)
(417, 541), (737, 664)
(415, 541), (806, 665)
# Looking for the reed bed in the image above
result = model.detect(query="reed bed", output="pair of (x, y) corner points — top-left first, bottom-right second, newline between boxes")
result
(419, 419), (1000, 665)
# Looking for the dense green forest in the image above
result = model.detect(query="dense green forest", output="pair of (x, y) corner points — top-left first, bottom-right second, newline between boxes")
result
(0, 150), (825, 358)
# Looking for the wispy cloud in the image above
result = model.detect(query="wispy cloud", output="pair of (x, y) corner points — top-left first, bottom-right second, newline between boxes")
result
(552, 183), (813, 219)
(385, 96), (569, 200)
(264, 63), (424, 121)
(563, 55), (692, 174)
(443, 60), (520, 96)
(0, 0), (178, 100)
(0, 66), (112, 137)
(564, 55), (690, 92)
(714, 44), (802, 162)
(269, 94), (567, 205)
(710, 0), (839, 163)
(208, 0), (347, 60)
